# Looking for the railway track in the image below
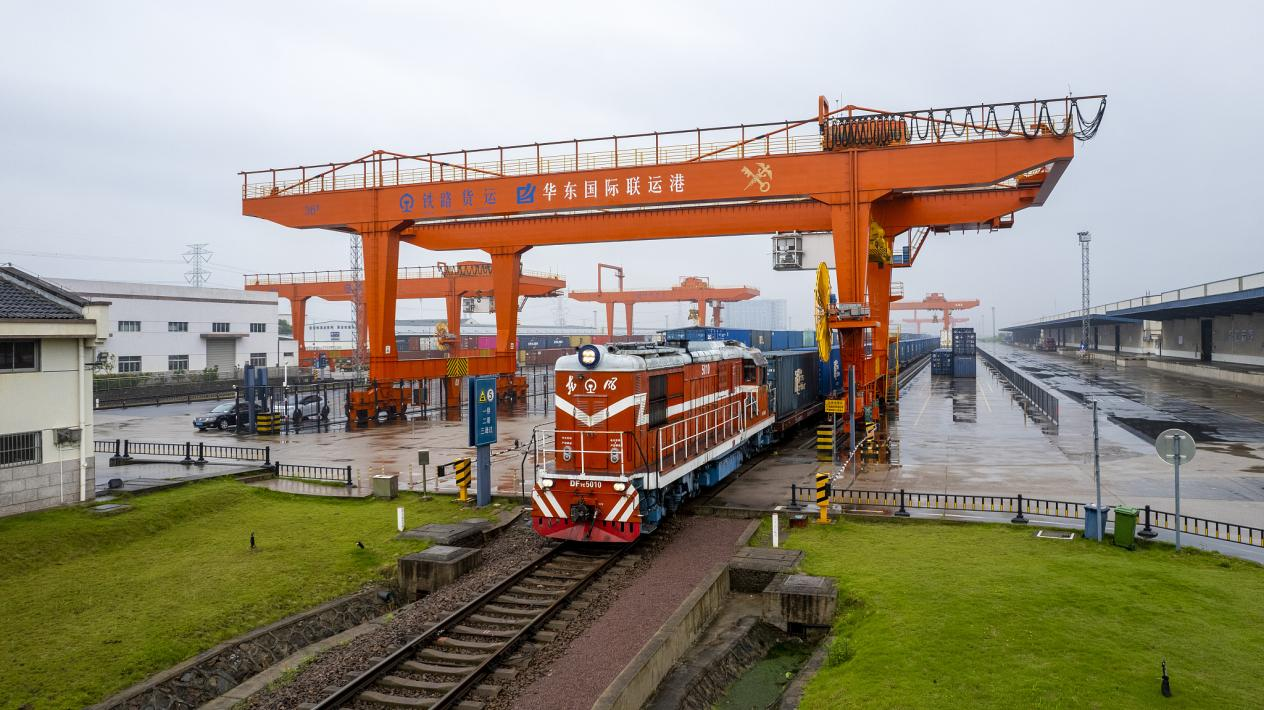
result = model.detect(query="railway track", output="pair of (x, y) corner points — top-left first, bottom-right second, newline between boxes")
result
(310, 543), (633, 710)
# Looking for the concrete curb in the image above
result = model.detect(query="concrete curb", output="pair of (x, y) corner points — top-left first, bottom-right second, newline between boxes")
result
(735, 518), (762, 546)
(592, 563), (731, 710)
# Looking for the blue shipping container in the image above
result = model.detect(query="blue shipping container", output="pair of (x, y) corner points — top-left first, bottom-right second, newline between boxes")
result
(764, 350), (823, 419)
(819, 346), (843, 395)
(953, 356), (976, 378)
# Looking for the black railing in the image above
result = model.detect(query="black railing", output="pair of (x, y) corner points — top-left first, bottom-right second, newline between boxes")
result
(977, 347), (1060, 426)
(95, 439), (271, 465)
(791, 485), (1264, 549)
(276, 462), (353, 486)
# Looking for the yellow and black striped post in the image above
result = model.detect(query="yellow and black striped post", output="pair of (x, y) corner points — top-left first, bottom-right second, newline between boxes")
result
(453, 458), (472, 502)
(815, 471), (830, 523)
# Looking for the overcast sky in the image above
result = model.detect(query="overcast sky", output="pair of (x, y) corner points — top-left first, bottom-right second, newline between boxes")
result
(2, 1), (1261, 334)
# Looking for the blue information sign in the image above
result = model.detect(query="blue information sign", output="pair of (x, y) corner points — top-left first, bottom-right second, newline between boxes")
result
(468, 375), (497, 447)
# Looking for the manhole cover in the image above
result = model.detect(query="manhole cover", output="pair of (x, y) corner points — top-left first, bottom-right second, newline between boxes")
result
(1035, 530), (1075, 540)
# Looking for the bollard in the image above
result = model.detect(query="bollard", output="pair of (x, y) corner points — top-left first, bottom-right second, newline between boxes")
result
(1138, 504), (1158, 539)
(397, 506), (405, 532)
(196, 442), (207, 465)
(182, 441), (194, 465)
(344, 465), (353, 487)
(265, 445), (271, 466)
(895, 489), (910, 517)
(815, 471), (829, 523)
(790, 483), (799, 508)
(454, 458), (472, 502)
(772, 512), (780, 548)
(1011, 494), (1029, 525)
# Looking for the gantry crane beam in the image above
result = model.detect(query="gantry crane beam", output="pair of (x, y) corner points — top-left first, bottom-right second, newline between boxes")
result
(893, 294), (981, 339)
(240, 94), (1103, 437)
(569, 272), (759, 335)
(244, 262), (563, 364)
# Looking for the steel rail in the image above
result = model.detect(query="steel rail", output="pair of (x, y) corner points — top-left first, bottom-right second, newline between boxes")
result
(311, 541), (631, 710)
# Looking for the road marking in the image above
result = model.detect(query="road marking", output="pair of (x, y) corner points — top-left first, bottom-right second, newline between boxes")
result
(977, 380), (992, 413)
(913, 392), (932, 428)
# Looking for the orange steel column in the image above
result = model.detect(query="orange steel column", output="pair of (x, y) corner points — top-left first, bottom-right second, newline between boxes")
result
(623, 303), (634, 336)
(867, 259), (892, 395)
(358, 223), (403, 379)
(488, 247), (528, 354)
(605, 302), (616, 338)
(445, 292), (462, 343)
(695, 298), (706, 326)
(289, 295), (309, 365)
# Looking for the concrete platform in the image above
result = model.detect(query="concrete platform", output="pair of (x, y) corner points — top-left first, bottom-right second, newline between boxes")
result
(729, 546), (804, 593)
(398, 518), (493, 545)
(397, 545), (481, 601)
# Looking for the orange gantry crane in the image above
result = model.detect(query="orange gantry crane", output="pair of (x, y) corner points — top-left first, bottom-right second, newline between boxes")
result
(239, 93), (1104, 433)
(903, 315), (969, 335)
(244, 261), (564, 366)
(892, 293), (980, 340)
(567, 265), (759, 336)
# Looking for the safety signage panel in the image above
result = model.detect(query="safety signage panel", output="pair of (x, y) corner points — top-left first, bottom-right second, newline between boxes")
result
(824, 398), (847, 414)
(468, 375), (497, 446)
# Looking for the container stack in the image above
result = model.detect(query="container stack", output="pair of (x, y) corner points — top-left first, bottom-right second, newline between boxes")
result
(931, 348), (954, 375)
(952, 327), (976, 378)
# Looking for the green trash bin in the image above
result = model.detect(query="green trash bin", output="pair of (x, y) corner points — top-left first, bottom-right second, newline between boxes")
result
(1114, 506), (1139, 549)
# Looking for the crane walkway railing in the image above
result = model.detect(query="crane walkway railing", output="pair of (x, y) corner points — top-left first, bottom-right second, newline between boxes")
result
(241, 97), (1105, 200)
(244, 264), (558, 287)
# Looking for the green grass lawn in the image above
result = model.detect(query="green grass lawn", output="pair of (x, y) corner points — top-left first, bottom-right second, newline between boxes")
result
(784, 518), (1264, 709)
(0, 479), (494, 709)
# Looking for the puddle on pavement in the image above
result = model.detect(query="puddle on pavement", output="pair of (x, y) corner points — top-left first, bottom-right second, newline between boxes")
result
(714, 639), (813, 710)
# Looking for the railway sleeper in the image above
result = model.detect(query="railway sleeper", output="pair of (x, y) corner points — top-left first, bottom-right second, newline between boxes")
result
(519, 575), (573, 588)
(507, 584), (563, 597)
(467, 613), (529, 626)
(401, 660), (471, 675)
(417, 648), (491, 664)
(436, 637), (504, 652)
(452, 624), (520, 638)
(482, 604), (545, 617)
(377, 675), (457, 692)
(493, 594), (553, 606)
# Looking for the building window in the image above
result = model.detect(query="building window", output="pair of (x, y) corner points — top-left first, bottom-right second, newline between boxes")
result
(168, 354), (189, 371)
(250, 322), (267, 333)
(330, 331), (341, 341)
(249, 352), (267, 367)
(212, 322), (230, 333)
(168, 321), (188, 332)
(283, 351), (294, 357)
(117, 356), (142, 373)
(0, 340), (39, 373)
(1, 431), (41, 468)
(117, 320), (141, 332)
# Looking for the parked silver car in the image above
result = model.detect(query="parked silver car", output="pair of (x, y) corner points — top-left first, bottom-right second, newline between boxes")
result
(291, 394), (330, 422)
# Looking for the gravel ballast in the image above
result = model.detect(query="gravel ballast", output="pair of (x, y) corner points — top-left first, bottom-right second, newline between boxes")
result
(244, 519), (550, 710)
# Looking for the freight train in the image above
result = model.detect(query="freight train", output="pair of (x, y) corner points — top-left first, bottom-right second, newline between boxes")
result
(529, 333), (937, 543)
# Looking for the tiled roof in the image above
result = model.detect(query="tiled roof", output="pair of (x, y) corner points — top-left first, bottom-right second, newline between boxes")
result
(0, 266), (87, 320)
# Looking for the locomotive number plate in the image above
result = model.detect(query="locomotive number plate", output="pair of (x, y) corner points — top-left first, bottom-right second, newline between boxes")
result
(569, 480), (603, 489)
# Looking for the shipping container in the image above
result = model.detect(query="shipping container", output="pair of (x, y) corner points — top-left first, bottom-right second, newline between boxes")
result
(569, 335), (593, 347)
(749, 329), (772, 350)
(518, 336), (546, 350)
(952, 327), (976, 355)
(931, 348), (955, 375)
(819, 346), (843, 396)
(764, 350), (822, 420)
(476, 335), (497, 350)
(953, 356), (976, 378)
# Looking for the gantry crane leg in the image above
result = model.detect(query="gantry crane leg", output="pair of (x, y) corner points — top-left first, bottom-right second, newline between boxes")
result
(489, 247), (529, 400)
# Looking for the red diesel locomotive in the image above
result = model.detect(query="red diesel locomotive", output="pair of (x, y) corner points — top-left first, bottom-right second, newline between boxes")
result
(531, 341), (778, 543)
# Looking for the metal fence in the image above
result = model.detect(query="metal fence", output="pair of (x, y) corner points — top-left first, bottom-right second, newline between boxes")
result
(788, 486), (1264, 549)
(276, 462), (352, 486)
(95, 439), (271, 465)
(977, 347), (1060, 426)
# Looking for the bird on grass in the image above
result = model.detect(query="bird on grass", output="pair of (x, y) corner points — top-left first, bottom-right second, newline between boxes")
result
(356, 541), (365, 549)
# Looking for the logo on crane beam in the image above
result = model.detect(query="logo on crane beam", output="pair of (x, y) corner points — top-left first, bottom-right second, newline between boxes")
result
(399, 193), (415, 213)
(741, 163), (774, 193)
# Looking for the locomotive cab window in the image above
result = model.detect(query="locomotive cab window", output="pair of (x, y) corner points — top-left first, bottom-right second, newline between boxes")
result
(742, 359), (759, 384)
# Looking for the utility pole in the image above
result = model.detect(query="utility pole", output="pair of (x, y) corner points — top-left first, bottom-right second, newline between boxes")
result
(992, 305), (996, 342)
(349, 234), (365, 379)
(1078, 231), (1092, 358)
(182, 244), (212, 287)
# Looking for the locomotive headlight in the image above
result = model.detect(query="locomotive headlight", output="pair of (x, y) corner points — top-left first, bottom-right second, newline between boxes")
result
(612, 481), (628, 492)
(539, 477), (555, 489)
(578, 344), (601, 369)
(561, 446), (573, 461)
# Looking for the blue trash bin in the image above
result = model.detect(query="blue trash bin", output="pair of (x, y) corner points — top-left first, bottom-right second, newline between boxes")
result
(1084, 504), (1111, 541)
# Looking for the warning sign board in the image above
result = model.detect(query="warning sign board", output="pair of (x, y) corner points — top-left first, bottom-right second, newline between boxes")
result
(824, 398), (847, 414)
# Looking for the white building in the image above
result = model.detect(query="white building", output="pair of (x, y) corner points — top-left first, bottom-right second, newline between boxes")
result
(51, 278), (280, 374)
(724, 299), (788, 330)
(1, 267), (106, 517)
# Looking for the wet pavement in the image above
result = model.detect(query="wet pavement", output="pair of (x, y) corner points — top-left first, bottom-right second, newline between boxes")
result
(94, 400), (550, 498)
(867, 350), (1264, 529)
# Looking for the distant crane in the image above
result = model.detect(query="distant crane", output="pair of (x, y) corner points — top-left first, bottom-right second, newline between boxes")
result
(568, 266), (759, 336)
(891, 293), (981, 340)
